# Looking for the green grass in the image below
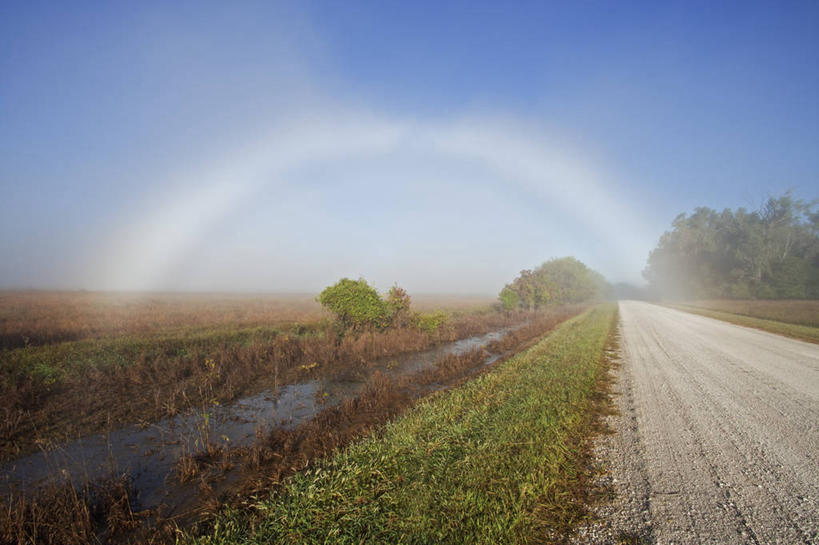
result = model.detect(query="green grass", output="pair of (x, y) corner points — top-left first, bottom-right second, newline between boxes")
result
(670, 304), (819, 344)
(183, 304), (617, 545)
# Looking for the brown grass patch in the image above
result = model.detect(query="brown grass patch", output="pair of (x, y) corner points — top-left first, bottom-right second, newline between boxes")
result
(685, 299), (819, 327)
(0, 474), (142, 545)
(0, 291), (496, 350)
(0, 291), (330, 350)
(1, 305), (531, 461)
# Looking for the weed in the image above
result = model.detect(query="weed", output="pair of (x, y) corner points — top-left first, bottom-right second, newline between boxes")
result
(179, 305), (617, 544)
(0, 473), (141, 545)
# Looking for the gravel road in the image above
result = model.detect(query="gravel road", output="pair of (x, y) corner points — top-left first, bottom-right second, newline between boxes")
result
(575, 301), (818, 544)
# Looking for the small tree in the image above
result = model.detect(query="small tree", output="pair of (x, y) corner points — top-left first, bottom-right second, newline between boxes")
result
(317, 278), (389, 332)
(385, 285), (412, 327)
(498, 285), (519, 310)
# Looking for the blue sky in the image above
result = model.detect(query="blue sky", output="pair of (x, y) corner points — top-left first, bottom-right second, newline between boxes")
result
(1, 1), (817, 293)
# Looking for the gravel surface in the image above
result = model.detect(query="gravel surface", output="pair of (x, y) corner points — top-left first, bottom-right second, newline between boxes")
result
(574, 301), (819, 545)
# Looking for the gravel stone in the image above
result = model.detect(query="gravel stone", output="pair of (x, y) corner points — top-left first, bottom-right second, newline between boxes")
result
(572, 301), (819, 545)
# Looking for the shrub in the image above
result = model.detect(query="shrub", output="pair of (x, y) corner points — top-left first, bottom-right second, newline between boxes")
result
(498, 285), (520, 311)
(385, 285), (413, 327)
(415, 311), (448, 334)
(317, 278), (389, 332)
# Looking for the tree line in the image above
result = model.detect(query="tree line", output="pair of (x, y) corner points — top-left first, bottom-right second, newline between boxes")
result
(498, 257), (607, 310)
(643, 193), (819, 299)
(317, 257), (608, 334)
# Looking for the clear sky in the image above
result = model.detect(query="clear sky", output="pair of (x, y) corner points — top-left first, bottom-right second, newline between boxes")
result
(1, 1), (817, 293)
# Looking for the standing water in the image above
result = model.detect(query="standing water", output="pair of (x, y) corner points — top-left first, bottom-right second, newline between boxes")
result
(1, 326), (515, 512)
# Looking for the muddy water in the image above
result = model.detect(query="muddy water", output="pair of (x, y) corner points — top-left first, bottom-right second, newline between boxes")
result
(0, 327), (513, 511)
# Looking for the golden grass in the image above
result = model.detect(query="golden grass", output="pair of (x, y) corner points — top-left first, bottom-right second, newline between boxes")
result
(683, 299), (819, 328)
(0, 291), (497, 350)
(0, 291), (327, 349)
(670, 303), (819, 345)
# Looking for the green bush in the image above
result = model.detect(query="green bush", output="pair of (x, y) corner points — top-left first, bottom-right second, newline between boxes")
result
(318, 279), (452, 335)
(498, 285), (520, 310)
(317, 278), (390, 332)
(415, 311), (448, 334)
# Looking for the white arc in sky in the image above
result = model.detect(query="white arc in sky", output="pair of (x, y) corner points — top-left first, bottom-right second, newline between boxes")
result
(100, 112), (653, 291)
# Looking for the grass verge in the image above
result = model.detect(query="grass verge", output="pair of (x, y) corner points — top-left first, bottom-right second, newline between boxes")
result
(182, 304), (617, 545)
(669, 304), (819, 344)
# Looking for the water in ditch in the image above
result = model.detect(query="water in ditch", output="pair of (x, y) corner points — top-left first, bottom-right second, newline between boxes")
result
(1, 327), (514, 512)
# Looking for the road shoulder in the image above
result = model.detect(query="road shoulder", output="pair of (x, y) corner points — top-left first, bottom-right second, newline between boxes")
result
(571, 323), (655, 545)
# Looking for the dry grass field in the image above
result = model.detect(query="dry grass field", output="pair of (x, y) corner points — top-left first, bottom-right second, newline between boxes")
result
(0, 290), (505, 460)
(0, 291), (496, 350)
(669, 299), (819, 344)
(683, 299), (819, 328)
(0, 292), (327, 350)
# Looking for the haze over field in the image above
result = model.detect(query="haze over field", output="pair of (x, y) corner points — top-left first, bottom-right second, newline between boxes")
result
(2, 5), (819, 543)
(1, 2), (817, 293)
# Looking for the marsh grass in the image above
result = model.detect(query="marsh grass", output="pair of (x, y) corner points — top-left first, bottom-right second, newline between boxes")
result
(1, 304), (537, 460)
(181, 305), (618, 545)
(0, 473), (140, 545)
(0, 292), (329, 350)
(1, 306), (587, 544)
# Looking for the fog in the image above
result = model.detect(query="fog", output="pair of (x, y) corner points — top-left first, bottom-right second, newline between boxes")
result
(2, 3), (815, 295)
(75, 112), (659, 294)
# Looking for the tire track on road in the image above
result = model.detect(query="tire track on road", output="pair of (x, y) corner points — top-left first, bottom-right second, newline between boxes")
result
(574, 301), (819, 544)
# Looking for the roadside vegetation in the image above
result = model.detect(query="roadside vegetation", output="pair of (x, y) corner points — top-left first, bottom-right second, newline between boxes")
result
(679, 299), (819, 327)
(181, 305), (618, 545)
(669, 301), (819, 344)
(1, 306), (586, 545)
(2, 262), (609, 544)
(640, 192), (818, 340)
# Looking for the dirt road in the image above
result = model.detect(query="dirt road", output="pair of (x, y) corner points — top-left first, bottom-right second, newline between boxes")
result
(579, 301), (818, 544)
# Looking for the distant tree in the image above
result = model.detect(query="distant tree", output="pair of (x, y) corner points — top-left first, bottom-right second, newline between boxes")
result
(499, 257), (606, 310)
(643, 192), (819, 299)
(610, 282), (652, 300)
